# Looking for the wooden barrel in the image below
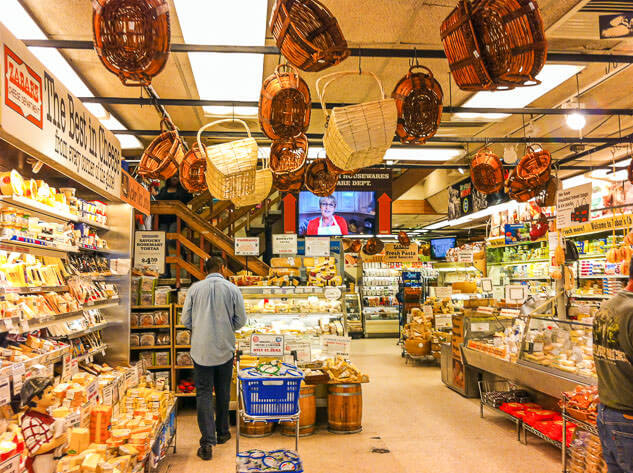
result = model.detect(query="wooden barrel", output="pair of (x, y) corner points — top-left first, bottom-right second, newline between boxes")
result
(239, 419), (273, 438)
(281, 384), (316, 437)
(328, 383), (362, 434)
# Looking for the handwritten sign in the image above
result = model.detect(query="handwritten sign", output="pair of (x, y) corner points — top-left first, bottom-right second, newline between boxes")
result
(250, 334), (285, 356)
(120, 169), (150, 215)
(322, 335), (351, 357)
(556, 183), (592, 229)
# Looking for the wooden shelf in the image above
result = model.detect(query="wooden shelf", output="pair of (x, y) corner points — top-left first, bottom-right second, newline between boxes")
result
(174, 325), (186, 329)
(175, 365), (194, 370)
(174, 345), (191, 349)
(131, 305), (171, 309)
(130, 345), (172, 350)
(131, 325), (170, 330)
(147, 365), (172, 370)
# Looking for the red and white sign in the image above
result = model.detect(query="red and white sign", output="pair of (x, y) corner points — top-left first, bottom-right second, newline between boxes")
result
(250, 334), (285, 357)
(4, 45), (42, 129)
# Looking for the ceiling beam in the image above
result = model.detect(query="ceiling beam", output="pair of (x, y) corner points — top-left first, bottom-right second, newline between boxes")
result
(392, 169), (433, 200)
(392, 200), (437, 215)
(21, 40), (633, 64)
(78, 96), (633, 117)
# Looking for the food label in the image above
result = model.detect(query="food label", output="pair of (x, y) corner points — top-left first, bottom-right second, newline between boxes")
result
(305, 237), (330, 257)
(324, 287), (342, 300)
(470, 322), (490, 332)
(285, 340), (311, 363)
(433, 287), (453, 299)
(11, 362), (24, 396)
(0, 454), (21, 473)
(322, 335), (351, 357)
(435, 314), (452, 329)
(0, 375), (10, 406)
(234, 237), (260, 256)
(134, 231), (165, 273)
(250, 334), (284, 357)
(272, 234), (297, 255)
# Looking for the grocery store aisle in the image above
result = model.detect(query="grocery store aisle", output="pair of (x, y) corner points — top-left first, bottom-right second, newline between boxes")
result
(161, 339), (560, 473)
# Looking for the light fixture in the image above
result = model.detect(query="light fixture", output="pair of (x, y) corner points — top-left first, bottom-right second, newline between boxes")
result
(174, 1), (267, 117)
(566, 112), (586, 130)
(425, 220), (449, 230)
(455, 65), (585, 120)
(5, 1), (143, 149)
(444, 200), (520, 228)
(258, 145), (465, 162)
(458, 167), (465, 174)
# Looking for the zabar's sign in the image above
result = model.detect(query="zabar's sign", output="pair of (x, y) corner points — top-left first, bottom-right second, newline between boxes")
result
(383, 242), (419, 263)
(561, 214), (633, 238)
(0, 22), (121, 201)
(120, 169), (150, 216)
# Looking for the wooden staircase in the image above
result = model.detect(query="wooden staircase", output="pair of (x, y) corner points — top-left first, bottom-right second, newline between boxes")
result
(150, 201), (270, 283)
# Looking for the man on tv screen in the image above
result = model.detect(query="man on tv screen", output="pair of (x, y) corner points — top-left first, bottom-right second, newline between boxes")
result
(306, 195), (349, 236)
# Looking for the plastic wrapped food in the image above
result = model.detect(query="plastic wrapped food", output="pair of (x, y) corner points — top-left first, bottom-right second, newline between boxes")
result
(156, 333), (170, 346)
(178, 289), (188, 305)
(154, 287), (171, 305)
(140, 333), (156, 346)
(176, 330), (191, 345)
(129, 334), (140, 347)
(138, 351), (154, 366)
(155, 351), (170, 366)
(139, 292), (154, 306)
(130, 314), (140, 328)
(176, 352), (192, 367)
(140, 276), (156, 292)
(153, 311), (168, 326)
(139, 313), (155, 327)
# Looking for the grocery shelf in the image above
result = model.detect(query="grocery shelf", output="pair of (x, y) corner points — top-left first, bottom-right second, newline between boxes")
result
(131, 325), (171, 330)
(26, 309), (86, 330)
(77, 217), (110, 231)
(131, 305), (171, 309)
(72, 344), (108, 363)
(509, 277), (550, 280)
(246, 312), (344, 318)
(562, 413), (598, 436)
(60, 321), (114, 339)
(130, 345), (171, 350)
(487, 259), (549, 266)
(174, 325), (186, 329)
(522, 423), (563, 450)
(174, 345), (191, 349)
(0, 238), (78, 256)
(0, 195), (77, 224)
(147, 365), (172, 370)
(78, 245), (119, 255)
(0, 285), (69, 294)
(85, 298), (120, 310)
(571, 294), (609, 299)
(578, 275), (628, 279)
(175, 365), (194, 370)
(175, 392), (196, 397)
(578, 254), (607, 260)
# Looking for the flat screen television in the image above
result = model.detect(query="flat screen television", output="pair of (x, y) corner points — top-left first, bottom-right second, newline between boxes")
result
(430, 237), (456, 259)
(298, 190), (375, 236)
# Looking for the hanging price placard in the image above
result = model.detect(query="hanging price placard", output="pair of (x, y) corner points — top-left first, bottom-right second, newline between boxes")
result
(0, 375), (10, 406)
(11, 362), (24, 397)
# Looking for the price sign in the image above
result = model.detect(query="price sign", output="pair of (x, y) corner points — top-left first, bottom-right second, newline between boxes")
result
(235, 237), (260, 256)
(250, 334), (285, 357)
(126, 367), (139, 390)
(324, 287), (342, 300)
(481, 278), (493, 293)
(322, 335), (351, 357)
(422, 306), (434, 318)
(0, 375), (10, 406)
(285, 340), (311, 363)
(506, 285), (527, 303)
(65, 411), (81, 429)
(457, 250), (474, 263)
(0, 455), (21, 473)
(102, 384), (114, 406)
(11, 362), (24, 397)
(305, 237), (330, 257)
(470, 322), (490, 332)
(86, 380), (99, 404)
(272, 234), (298, 255)
(134, 231), (165, 273)
(433, 286), (453, 299)
(435, 314), (453, 329)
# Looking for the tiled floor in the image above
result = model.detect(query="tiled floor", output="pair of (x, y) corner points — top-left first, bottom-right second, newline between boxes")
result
(160, 338), (561, 472)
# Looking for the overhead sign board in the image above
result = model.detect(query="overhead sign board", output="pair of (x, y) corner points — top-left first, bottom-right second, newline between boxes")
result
(556, 183), (592, 229)
(383, 243), (419, 263)
(120, 169), (150, 215)
(0, 23), (122, 200)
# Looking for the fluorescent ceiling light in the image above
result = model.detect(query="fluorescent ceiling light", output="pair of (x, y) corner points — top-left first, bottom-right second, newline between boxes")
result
(5, 1), (142, 149)
(445, 200), (520, 228)
(455, 65), (585, 120)
(174, 1), (267, 117)
(425, 220), (449, 230)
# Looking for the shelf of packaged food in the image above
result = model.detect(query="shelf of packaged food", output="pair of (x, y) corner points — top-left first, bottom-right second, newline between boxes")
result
(175, 365), (194, 370)
(23, 346), (68, 370)
(131, 345), (172, 350)
(0, 285), (69, 294)
(245, 312), (344, 318)
(562, 413), (597, 435)
(522, 423), (563, 450)
(26, 309), (86, 330)
(578, 275), (628, 279)
(131, 305), (171, 309)
(77, 217), (110, 231)
(72, 344), (108, 363)
(0, 238), (78, 256)
(487, 259), (549, 266)
(571, 294), (609, 299)
(174, 345), (191, 349)
(0, 195), (78, 224)
(147, 365), (172, 370)
(59, 322), (114, 340)
(131, 325), (171, 330)
(509, 277), (551, 280)
(84, 298), (120, 310)
(486, 237), (547, 248)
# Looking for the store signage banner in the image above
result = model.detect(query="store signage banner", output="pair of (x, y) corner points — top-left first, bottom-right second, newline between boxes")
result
(235, 237), (260, 256)
(556, 183), (592, 229)
(133, 231), (165, 273)
(0, 24), (122, 199)
(250, 334), (285, 357)
(272, 234), (297, 255)
(305, 236), (330, 257)
(383, 243), (418, 263)
(560, 214), (633, 237)
(599, 14), (633, 39)
(447, 177), (508, 221)
(120, 170), (150, 215)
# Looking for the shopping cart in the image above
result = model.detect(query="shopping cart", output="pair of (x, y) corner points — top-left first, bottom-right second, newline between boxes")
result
(235, 348), (305, 472)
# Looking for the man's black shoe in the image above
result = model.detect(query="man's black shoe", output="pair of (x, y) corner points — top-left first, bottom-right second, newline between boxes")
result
(217, 433), (231, 444)
(197, 446), (213, 460)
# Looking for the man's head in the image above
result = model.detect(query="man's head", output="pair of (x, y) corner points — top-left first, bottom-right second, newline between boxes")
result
(319, 196), (336, 219)
(20, 377), (55, 409)
(205, 256), (226, 275)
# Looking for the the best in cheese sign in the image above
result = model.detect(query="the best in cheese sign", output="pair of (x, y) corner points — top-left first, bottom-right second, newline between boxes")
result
(0, 22), (121, 199)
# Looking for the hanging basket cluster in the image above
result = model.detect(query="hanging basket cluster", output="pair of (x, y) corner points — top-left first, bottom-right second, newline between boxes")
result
(179, 144), (207, 194)
(270, 134), (308, 193)
(304, 158), (338, 197)
(440, 0), (547, 91)
(137, 120), (184, 180)
(505, 145), (552, 202)
(470, 149), (504, 195)
(92, 0), (171, 86)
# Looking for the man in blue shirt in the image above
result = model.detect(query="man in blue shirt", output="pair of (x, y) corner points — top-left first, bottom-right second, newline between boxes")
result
(181, 256), (247, 461)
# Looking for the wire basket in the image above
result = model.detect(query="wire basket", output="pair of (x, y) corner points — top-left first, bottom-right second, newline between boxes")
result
(199, 119), (258, 200)
(137, 120), (184, 179)
(391, 65), (444, 144)
(304, 159), (338, 197)
(470, 148), (504, 194)
(471, 0), (547, 88)
(259, 63), (311, 140)
(440, 0), (495, 91)
(92, 0), (170, 86)
(317, 71), (398, 171)
(179, 144), (207, 193)
(239, 369), (303, 418)
(517, 145), (551, 188)
(232, 169), (273, 208)
(270, 134), (308, 192)
(270, 0), (350, 72)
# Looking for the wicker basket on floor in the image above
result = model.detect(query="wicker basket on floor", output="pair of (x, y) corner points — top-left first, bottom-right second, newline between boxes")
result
(179, 144), (207, 193)
(470, 148), (504, 195)
(317, 71), (398, 171)
(232, 169), (273, 207)
(516, 145), (551, 188)
(92, 0), (170, 86)
(270, 134), (308, 192)
(470, 0), (547, 88)
(304, 159), (338, 197)
(259, 63), (311, 140)
(137, 120), (184, 179)
(270, 0), (350, 72)
(198, 119), (258, 200)
(391, 65), (444, 144)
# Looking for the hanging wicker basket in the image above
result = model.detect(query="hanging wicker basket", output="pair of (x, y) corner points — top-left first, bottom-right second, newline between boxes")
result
(325, 156), (358, 176)
(391, 65), (444, 144)
(232, 169), (273, 208)
(517, 145), (551, 188)
(398, 231), (410, 247)
(92, 0), (171, 86)
(179, 144), (207, 193)
(259, 63), (311, 140)
(317, 71), (398, 171)
(470, 149), (504, 195)
(505, 168), (540, 202)
(363, 237), (384, 256)
(304, 159), (338, 197)
(198, 119), (258, 200)
(270, 134), (308, 192)
(137, 120), (184, 180)
(270, 0), (350, 72)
